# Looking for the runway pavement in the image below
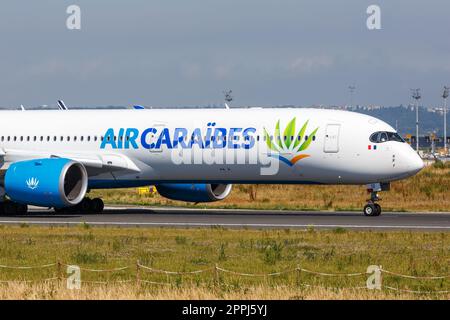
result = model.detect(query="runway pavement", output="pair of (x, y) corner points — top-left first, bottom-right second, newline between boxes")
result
(0, 205), (449, 231)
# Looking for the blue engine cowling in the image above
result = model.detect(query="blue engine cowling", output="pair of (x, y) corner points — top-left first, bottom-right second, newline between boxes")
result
(156, 183), (232, 202)
(4, 158), (88, 208)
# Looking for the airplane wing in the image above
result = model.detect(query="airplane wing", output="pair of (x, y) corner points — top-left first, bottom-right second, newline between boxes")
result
(0, 148), (141, 174)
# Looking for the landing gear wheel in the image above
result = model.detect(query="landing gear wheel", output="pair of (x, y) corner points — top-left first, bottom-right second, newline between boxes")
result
(374, 204), (381, 216)
(363, 186), (384, 217)
(3, 201), (18, 215)
(363, 204), (377, 217)
(79, 198), (93, 213)
(54, 207), (69, 214)
(91, 198), (104, 214)
(16, 204), (28, 215)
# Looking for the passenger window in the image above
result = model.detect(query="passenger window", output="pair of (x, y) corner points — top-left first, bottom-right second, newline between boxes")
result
(20, 136), (23, 141)
(67, 136), (70, 142)
(87, 136), (91, 142)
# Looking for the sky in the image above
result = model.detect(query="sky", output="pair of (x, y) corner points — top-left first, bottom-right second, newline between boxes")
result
(0, 0), (449, 108)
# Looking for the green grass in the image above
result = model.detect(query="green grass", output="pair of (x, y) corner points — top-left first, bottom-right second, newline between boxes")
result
(0, 225), (448, 299)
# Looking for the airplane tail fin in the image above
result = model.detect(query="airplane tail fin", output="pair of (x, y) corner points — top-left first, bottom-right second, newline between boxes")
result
(57, 100), (68, 110)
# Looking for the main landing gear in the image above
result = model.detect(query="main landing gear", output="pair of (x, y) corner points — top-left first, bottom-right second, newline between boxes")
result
(54, 197), (104, 214)
(0, 201), (28, 215)
(363, 183), (390, 217)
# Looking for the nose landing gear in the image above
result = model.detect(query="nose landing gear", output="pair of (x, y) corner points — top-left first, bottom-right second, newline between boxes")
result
(363, 183), (389, 217)
(363, 191), (381, 217)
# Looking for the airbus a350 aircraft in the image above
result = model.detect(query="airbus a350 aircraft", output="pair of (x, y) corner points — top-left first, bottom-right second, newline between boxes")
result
(0, 108), (423, 217)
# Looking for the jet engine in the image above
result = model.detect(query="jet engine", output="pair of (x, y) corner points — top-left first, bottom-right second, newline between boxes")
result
(4, 158), (88, 208)
(156, 183), (232, 203)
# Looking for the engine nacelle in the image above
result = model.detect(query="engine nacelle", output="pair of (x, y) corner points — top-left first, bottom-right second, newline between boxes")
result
(4, 158), (88, 208)
(156, 183), (232, 203)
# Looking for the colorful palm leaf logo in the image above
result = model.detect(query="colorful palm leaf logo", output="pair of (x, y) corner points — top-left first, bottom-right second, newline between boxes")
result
(263, 117), (318, 166)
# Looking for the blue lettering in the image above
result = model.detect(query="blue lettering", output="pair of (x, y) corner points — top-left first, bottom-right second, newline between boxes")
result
(100, 124), (258, 151)
(189, 128), (204, 148)
(155, 128), (173, 149)
(117, 128), (124, 149)
(228, 128), (242, 149)
(173, 128), (188, 148)
(242, 127), (256, 149)
(141, 128), (157, 149)
(212, 128), (227, 148)
(125, 128), (139, 149)
(100, 128), (117, 149)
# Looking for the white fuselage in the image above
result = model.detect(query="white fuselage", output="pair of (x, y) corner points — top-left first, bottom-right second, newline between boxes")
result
(0, 108), (423, 188)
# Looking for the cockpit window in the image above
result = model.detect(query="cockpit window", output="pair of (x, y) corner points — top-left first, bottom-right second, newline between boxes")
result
(370, 131), (405, 143)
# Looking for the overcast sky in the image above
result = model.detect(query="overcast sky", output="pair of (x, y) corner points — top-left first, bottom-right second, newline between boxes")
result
(0, 1), (449, 108)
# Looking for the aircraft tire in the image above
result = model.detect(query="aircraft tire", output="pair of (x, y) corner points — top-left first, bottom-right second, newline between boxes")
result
(91, 198), (104, 214)
(363, 204), (377, 217)
(374, 204), (382, 216)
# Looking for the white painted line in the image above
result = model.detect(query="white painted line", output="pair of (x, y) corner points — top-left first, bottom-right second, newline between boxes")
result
(0, 220), (448, 230)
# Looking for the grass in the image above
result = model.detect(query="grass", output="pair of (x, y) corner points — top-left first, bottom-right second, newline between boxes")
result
(0, 226), (448, 299)
(90, 163), (450, 212)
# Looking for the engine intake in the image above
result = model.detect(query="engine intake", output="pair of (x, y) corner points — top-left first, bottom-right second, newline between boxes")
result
(4, 158), (88, 208)
(156, 183), (232, 203)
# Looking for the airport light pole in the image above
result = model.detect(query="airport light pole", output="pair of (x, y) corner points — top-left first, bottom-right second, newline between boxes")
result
(348, 85), (356, 109)
(411, 88), (421, 152)
(443, 86), (449, 154)
(223, 90), (233, 109)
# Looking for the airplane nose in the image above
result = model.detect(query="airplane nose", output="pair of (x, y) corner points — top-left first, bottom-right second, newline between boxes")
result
(407, 151), (424, 175)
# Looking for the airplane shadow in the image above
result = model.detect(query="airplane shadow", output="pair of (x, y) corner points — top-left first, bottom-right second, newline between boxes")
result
(0, 208), (367, 219)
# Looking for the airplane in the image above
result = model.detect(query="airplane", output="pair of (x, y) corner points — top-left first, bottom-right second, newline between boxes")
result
(0, 108), (424, 217)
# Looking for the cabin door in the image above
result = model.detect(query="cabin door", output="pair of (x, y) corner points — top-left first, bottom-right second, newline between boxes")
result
(324, 124), (340, 153)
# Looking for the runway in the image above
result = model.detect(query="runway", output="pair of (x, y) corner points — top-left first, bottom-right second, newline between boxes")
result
(0, 206), (449, 231)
